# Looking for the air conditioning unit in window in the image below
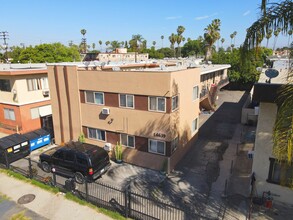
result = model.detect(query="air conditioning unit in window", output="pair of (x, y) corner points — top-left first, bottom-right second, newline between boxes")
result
(42, 89), (50, 96)
(104, 143), (112, 151)
(102, 108), (110, 115)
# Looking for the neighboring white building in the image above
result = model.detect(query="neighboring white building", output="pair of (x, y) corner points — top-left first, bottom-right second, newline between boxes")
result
(252, 59), (293, 204)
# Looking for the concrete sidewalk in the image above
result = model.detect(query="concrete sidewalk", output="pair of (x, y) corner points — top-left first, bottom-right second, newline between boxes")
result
(0, 172), (113, 220)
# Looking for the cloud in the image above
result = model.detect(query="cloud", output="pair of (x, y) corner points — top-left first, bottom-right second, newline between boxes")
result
(243, 10), (250, 16)
(165, 16), (182, 20)
(195, 13), (218, 21)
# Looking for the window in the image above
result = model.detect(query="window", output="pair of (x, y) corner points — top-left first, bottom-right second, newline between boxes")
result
(27, 77), (49, 91)
(121, 134), (135, 148)
(76, 154), (88, 166)
(64, 151), (75, 162)
(0, 79), (11, 92)
(30, 107), (40, 119)
(53, 150), (64, 160)
(171, 137), (179, 153)
(85, 91), (104, 105)
(149, 97), (166, 112)
(148, 139), (165, 155)
(4, 108), (15, 121)
(119, 94), (134, 108)
(267, 158), (293, 187)
(88, 127), (106, 141)
(172, 95), (179, 111)
(192, 118), (198, 133)
(192, 85), (199, 100)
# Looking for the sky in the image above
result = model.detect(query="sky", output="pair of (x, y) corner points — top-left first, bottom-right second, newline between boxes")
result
(0, 0), (289, 50)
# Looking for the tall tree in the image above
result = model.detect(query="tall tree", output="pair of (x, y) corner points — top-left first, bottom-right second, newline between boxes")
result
(233, 31), (237, 46)
(99, 40), (103, 51)
(110, 41), (121, 51)
(80, 29), (87, 53)
(169, 33), (177, 57)
(176, 26), (185, 57)
(152, 41), (156, 47)
(265, 29), (273, 48)
(92, 43), (96, 51)
(105, 41), (110, 52)
(230, 33), (234, 51)
(130, 34), (144, 62)
(288, 30), (293, 48)
(273, 28), (281, 51)
(204, 19), (221, 60)
(221, 38), (225, 48)
(161, 35), (164, 48)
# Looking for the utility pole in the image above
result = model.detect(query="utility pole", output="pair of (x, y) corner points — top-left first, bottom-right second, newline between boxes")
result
(0, 31), (9, 62)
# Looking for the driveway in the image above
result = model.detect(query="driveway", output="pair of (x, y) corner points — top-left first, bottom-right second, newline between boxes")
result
(151, 89), (250, 218)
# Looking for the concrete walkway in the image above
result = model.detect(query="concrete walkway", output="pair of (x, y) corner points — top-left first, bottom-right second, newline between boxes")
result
(0, 173), (113, 220)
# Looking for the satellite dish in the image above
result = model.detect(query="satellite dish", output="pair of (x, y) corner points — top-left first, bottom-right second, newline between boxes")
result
(265, 68), (279, 79)
(265, 68), (279, 83)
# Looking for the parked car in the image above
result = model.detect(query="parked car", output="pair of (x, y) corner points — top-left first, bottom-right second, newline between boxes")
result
(39, 141), (110, 183)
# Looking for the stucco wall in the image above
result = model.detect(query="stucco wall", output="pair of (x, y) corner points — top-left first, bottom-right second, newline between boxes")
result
(252, 102), (293, 204)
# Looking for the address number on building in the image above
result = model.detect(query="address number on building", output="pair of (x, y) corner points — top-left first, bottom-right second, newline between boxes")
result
(153, 132), (166, 138)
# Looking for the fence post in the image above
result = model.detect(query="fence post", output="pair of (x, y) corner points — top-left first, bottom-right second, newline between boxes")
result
(124, 185), (129, 218)
(230, 160), (234, 174)
(28, 157), (33, 179)
(52, 172), (57, 186)
(85, 177), (89, 202)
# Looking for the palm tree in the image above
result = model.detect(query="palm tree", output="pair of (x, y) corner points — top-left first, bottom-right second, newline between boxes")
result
(105, 41), (110, 52)
(287, 29), (292, 48)
(161, 35), (164, 48)
(80, 29), (87, 53)
(230, 33), (234, 51)
(110, 41), (121, 51)
(221, 38), (225, 48)
(187, 37), (191, 42)
(176, 26), (185, 57)
(176, 35), (183, 57)
(182, 37), (186, 45)
(273, 28), (281, 51)
(265, 29), (273, 48)
(152, 41), (156, 48)
(244, 0), (293, 164)
(131, 34), (143, 62)
(142, 40), (147, 50)
(99, 40), (102, 51)
(169, 33), (177, 57)
(204, 19), (221, 60)
(233, 31), (237, 46)
(92, 43), (96, 51)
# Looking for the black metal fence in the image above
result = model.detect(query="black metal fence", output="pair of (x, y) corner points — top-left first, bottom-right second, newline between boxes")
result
(1, 158), (208, 220)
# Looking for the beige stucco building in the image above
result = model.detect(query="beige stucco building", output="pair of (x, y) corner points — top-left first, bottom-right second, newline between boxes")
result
(47, 61), (230, 171)
(0, 64), (53, 135)
(252, 59), (293, 204)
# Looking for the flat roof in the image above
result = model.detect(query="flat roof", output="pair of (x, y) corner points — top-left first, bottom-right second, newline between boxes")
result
(0, 63), (47, 76)
(258, 59), (291, 84)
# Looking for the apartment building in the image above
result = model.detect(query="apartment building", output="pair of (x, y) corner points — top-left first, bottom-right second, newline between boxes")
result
(0, 64), (53, 135)
(47, 63), (203, 171)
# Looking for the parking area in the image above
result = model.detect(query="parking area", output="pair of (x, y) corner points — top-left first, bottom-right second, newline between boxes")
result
(11, 144), (165, 193)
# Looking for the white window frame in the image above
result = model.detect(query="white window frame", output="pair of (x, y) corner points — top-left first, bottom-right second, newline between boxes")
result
(87, 127), (106, 141)
(192, 85), (199, 101)
(172, 95), (179, 111)
(192, 117), (199, 134)
(119, 94), (134, 109)
(4, 108), (16, 121)
(148, 139), (166, 155)
(148, 96), (166, 112)
(27, 77), (49, 91)
(120, 133), (135, 148)
(85, 91), (105, 105)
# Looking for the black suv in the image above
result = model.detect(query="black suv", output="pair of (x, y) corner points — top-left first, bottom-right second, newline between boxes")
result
(39, 141), (110, 183)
